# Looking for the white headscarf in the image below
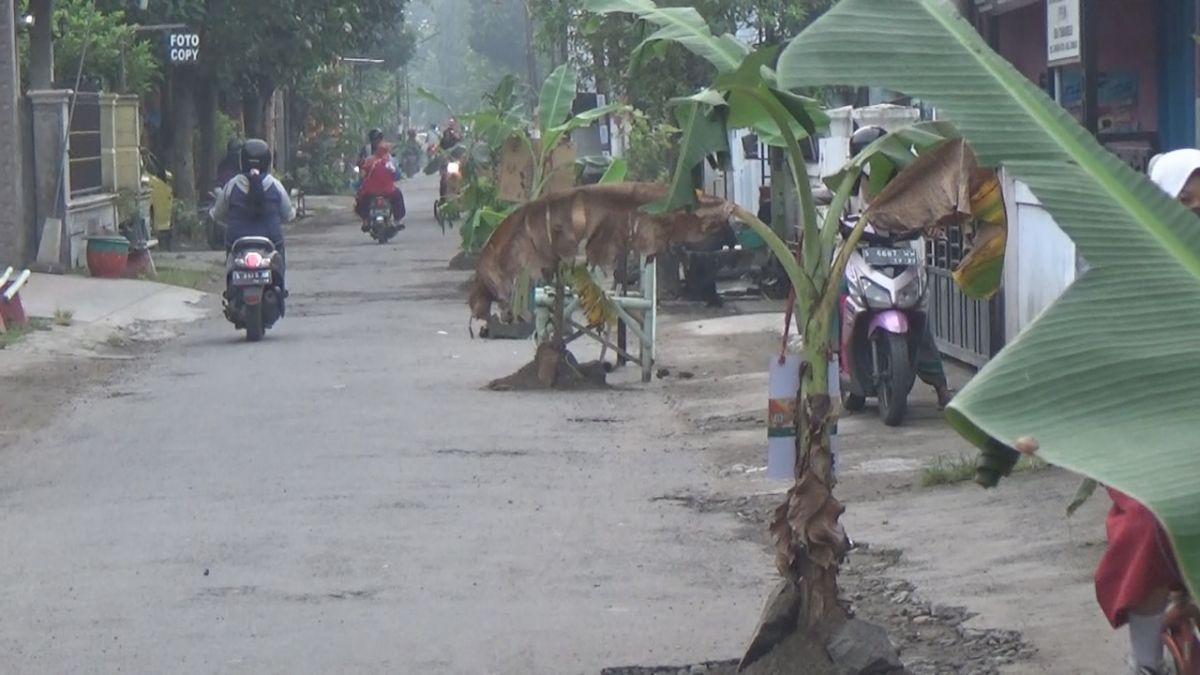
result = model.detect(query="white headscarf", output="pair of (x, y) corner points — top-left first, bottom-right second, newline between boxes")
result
(1148, 149), (1200, 198)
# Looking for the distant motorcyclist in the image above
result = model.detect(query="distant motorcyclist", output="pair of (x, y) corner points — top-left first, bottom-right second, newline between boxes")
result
(215, 138), (244, 189)
(355, 141), (407, 227)
(211, 138), (295, 315)
(357, 128), (385, 171)
(399, 129), (424, 177)
(440, 119), (461, 151)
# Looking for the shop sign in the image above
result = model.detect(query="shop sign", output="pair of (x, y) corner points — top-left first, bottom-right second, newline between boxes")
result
(167, 32), (200, 64)
(1047, 0), (1081, 66)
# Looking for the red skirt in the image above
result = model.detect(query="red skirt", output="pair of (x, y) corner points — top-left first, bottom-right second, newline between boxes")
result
(1095, 487), (1184, 628)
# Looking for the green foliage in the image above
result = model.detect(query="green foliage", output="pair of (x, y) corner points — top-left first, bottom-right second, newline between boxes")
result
(20, 0), (159, 94)
(626, 114), (679, 182)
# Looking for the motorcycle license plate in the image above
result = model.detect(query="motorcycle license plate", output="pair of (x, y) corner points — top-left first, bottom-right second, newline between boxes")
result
(864, 246), (921, 267)
(231, 269), (272, 285)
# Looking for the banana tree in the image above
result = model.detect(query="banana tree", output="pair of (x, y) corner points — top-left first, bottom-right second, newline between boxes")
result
(776, 0), (1200, 602)
(583, 0), (1008, 665)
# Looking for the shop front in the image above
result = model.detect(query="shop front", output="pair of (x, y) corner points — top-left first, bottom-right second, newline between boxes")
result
(976, 0), (1198, 168)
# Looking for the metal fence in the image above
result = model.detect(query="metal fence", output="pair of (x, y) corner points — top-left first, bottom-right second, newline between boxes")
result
(925, 225), (1002, 368)
(68, 92), (103, 197)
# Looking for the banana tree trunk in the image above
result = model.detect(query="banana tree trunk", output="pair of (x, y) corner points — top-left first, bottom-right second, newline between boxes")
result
(772, 295), (846, 630)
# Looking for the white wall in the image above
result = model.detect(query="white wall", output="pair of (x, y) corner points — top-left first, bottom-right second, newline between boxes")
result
(1002, 175), (1079, 342)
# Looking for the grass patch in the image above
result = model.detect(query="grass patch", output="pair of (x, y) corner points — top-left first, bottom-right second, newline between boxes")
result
(150, 265), (219, 291)
(920, 453), (1051, 488)
(0, 318), (52, 349)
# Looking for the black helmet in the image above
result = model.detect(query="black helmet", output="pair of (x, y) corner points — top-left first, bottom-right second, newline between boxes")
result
(850, 125), (887, 157)
(240, 138), (271, 173)
(368, 128), (383, 143)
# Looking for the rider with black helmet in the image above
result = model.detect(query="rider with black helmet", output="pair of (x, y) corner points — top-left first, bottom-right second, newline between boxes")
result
(358, 128), (385, 170)
(211, 138), (296, 314)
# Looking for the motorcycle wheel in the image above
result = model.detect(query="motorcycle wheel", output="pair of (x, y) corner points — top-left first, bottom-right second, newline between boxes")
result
(876, 332), (916, 427)
(244, 303), (265, 342)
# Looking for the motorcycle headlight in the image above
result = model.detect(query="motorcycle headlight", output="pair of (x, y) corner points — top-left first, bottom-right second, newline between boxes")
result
(859, 278), (893, 309)
(895, 279), (925, 309)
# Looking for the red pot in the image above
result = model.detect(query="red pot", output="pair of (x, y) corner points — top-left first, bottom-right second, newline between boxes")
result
(86, 236), (130, 279)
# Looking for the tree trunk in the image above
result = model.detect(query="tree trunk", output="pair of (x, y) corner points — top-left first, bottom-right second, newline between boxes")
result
(242, 88), (263, 139)
(196, 77), (218, 194)
(769, 304), (847, 631)
(28, 0), (52, 89)
(170, 74), (197, 205)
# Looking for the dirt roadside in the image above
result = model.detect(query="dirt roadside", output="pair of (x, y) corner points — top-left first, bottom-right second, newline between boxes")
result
(642, 298), (1124, 675)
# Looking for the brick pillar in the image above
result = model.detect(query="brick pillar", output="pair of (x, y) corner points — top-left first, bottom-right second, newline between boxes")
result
(28, 89), (71, 267)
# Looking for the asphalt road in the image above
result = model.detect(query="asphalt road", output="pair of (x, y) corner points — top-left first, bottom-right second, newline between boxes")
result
(0, 177), (767, 674)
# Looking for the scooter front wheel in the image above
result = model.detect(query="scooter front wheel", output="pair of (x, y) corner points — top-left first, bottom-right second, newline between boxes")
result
(877, 332), (916, 426)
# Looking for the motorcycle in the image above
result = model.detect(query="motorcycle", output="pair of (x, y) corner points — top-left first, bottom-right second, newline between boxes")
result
(434, 154), (464, 234)
(837, 214), (928, 426)
(224, 236), (284, 342)
(363, 194), (403, 244)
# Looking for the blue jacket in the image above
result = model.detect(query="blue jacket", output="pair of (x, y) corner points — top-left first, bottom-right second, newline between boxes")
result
(211, 173), (295, 245)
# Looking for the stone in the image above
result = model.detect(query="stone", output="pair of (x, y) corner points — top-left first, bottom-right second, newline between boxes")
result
(826, 618), (905, 675)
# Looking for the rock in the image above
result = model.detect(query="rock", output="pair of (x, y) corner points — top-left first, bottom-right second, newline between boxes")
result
(826, 618), (905, 675)
(657, 367), (671, 379)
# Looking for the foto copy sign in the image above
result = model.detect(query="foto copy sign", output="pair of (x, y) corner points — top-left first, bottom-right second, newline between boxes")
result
(167, 32), (200, 64)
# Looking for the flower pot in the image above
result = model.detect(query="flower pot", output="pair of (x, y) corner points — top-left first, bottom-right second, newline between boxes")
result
(86, 236), (130, 279)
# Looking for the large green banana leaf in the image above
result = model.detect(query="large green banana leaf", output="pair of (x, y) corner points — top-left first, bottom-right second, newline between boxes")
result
(583, 0), (748, 74)
(779, 0), (1200, 596)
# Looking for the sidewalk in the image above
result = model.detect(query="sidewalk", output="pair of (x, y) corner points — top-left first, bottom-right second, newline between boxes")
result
(1, 273), (207, 367)
(651, 302), (1123, 675)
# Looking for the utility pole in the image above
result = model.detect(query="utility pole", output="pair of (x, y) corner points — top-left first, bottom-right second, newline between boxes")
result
(0, 0), (26, 264)
(524, 0), (538, 109)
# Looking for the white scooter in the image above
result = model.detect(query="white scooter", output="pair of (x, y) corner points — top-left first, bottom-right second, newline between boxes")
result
(837, 214), (929, 426)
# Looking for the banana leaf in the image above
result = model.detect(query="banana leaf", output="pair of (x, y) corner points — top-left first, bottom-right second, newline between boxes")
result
(539, 65), (578, 135)
(583, 0), (748, 74)
(779, 0), (1200, 596)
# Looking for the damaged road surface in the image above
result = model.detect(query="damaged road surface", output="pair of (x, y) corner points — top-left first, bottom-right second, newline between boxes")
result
(0, 180), (770, 674)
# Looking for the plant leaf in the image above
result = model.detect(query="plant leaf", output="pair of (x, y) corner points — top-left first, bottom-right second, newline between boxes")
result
(1067, 478), (1100, 518)
(780, 0), (1200, 596)
(539, 64), (578, 135)
(416, 87), (453, 114)
(645, 101), (729, 213)
(583, 0), (748, 74)
(599, 158), (629, 184)
(469, 183), (733, 319)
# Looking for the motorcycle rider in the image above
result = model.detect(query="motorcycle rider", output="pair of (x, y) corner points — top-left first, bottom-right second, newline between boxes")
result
(840, 125), (953, 409)
(355, 141), (406, 228)
(215, 138), (244, 189)
(357, 128), (385, 171)
(399, 129), (424, 177)
(211, 138), (295, 315)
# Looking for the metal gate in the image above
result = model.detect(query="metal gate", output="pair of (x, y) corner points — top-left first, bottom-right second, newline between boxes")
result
(925, 225), (1003, 368)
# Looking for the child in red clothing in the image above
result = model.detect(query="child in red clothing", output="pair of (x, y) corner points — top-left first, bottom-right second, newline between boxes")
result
(1094, 148), (1200, 675)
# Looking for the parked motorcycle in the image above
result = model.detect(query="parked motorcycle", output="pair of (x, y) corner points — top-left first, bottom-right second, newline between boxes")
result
(224, 236), (284, 342)
(838, 214), (928, 426)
